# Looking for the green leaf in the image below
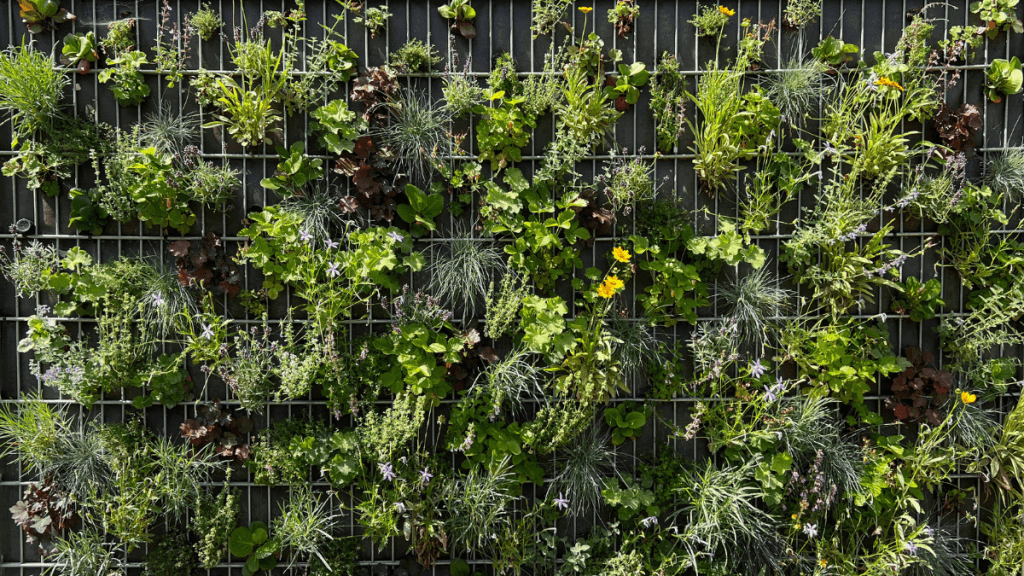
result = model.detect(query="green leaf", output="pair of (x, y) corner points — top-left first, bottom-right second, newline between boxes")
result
(229, 527), (254, 558)
(771, 452), (793, 474)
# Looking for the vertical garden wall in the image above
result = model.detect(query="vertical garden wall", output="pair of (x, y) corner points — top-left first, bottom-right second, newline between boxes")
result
(1, 0), (1023, 575)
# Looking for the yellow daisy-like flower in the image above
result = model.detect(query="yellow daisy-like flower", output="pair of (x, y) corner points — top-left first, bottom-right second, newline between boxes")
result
(961, 391), (977, 404)
(613, 246), (632, 263)
(605, 275), (625, 291)
(597, 283), (615, 298)
(578, 6), (594, 13)
(819, 559), (828, 567)
(718, 5), (735, 16)
(875, 76), (904, 91)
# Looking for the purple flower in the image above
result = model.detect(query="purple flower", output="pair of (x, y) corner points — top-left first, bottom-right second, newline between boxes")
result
(923, 526), (934, 538)
(750, 358), (767, 379)
(419, 467), (433, 485)
(327, 262), (340, 278)
(641, 516), (658, 528)
(803, 523), (818, 538)
(765, 378), (785, 403)
(553, 493), (569, 511)
(153, 294), (165, 307)
(904, 541), (918, 556)
(395, 502), (406, 512)
(201, 324), (215, 339)
(300, 229), (313, 242)
(326, 239), (340, 249)
(388, 231), (404, 243)
(378, 461), (396, 481)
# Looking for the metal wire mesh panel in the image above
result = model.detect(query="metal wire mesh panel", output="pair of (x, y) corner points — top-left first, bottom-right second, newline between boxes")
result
(1, 0), (1023, 575)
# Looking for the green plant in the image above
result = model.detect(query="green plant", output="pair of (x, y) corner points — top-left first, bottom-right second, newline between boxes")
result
(397, 183), (445, 237)
(192, 485), (240, 568)
(607, 315), (661, 381)
(0, 239), (61, 297)
(439, 0), (477, 38)
(143, 532), (197, 576)
(188, 3), (223, 41)
(484, 269), (528, 339)
(689, 3), (733, 37)
(442, 456), (519, 555)
(474, 90), (537, 171)
(0, 42), (69, 142)
(148, 439), (224, 523)
(354, 5), (392, 38)
(59, 32), (98, 74)
(763, 58), (826, 126)
(44, 527), (124, 576)
(471, 347), (545, 418)
(985, 147), (1024, 201)
(375, 88), (452, 184)
(557, 63), (622, 151)
(230, 522), (281, 576)
(97, 50), (150, 106)
(274, 487), (340, 570)
(389, 39), (442, 73)
(305, 538), (359, 576)
(604, 62), (651, 107)
(608, 0), (640, 37)
(443, 51), (485, 117)
(718, 265), (792, 348)
(687, 64), (779, 195)
(669, 461), (785, 574)
(128, 147), (197, 233)
(890, 277), (944, 322)
(783, 0), (822, 28)
(985, 57), (1023, 103)
(970, 0), (1023, 38)
(649, 53), (688, 152)
(260, 142), (324, 197)
(428, 227), (505, 318)
(311, 99), (366, 155)
(811, 36), (858, 66)
(532, 0), (573, 37)
(139, 107), (199, 157)
(598, 151), (657, 214)
(780, 318), (910, 416)
(102, 18), (135, 56)
(0, 394), (66, 479)
(939, 284), (1024, 372)
(604, 401), (648, 444)
(550, 428), (618, 517)
(18, 0), (75, 34)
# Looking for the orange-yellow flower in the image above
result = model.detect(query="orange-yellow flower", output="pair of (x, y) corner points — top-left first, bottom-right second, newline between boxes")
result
(718, 5), (735, 16)
(819, 560), (828, 567)
(597, 283), (615, 298)
(961, 391), (977, 404)
(875, 76), (904, 91)
(613, 246), (632, 263)
(605, 275), (625, 291)
(578, 6), (594, 13)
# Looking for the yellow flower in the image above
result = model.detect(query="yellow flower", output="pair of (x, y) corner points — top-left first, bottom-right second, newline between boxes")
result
(613, 246), (632, 263)
(718, 5), (735, 16)
(597, 283), (615, 298)
(819, 559), (828, 567)
(605, 275), (625, 291)
(961, 391), (977, 404)
(875, 76), (904, 91)
(578, 6), (594, 13)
